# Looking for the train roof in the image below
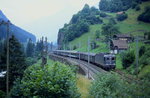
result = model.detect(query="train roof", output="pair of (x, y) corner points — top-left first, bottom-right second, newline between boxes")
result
(79, 52), (96, 56)
(53, 50), (78, 53)
(53, 50), (115, 56)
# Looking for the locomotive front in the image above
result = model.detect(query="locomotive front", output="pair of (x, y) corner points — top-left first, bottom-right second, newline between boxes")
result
(104, 54), (116, 69)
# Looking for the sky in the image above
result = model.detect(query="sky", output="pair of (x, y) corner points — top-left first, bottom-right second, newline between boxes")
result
(0, 0), (100, 42)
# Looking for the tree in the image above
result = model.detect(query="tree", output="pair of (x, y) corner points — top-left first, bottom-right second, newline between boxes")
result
(90, 73), (131, 97)
(4, 35), (27, 88)
(138, 6), (150, 23)
(11, 63), (80, 98)
(116, 13), (128, 21)
(95, 30), (100, 39)
(135, 5), (141, 11)
(81, 4), (90, 14)
(109, 18), (117, 25)
(26, 38), (35, 57)
(122, 51), (135, 69)
(99, 12), (107, 17)
(99, 0), (131, 12)
(102, 23), (120, 41)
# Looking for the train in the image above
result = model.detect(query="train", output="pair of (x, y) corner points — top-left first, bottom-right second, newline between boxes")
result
(53, 50), (116, 70)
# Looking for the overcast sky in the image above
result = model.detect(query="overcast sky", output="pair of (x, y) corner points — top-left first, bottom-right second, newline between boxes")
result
(0, 0), (100, 42)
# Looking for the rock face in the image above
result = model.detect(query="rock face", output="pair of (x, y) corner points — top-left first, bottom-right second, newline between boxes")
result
(0, 10), (36, 43)
(57, 29), (65, 49)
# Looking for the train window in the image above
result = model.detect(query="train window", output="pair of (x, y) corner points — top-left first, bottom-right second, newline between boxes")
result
(106, 58), (110, 60)
(112, 57), (115, 60)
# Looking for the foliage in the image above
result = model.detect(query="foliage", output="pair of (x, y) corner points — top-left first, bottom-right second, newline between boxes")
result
(139, 45), (146, 57)
(26, 57), (37, 66)
(26, 38), (35, 57)
(109, 17), (117, 25)
(145, 32), (150, 40)
(0, 90), (5, 98)
(132, 2), (138, 9)
(1, 35), (27, 89)
(63, 20), (89, 42)
(90, 72), (150, 98)
(139, 45), (150, 67)
(99, 12), (107, 17)
(99, 0), (131, 12)
(95, 30), (100, 39)
(90, 40), (97, 50)
(102, 23), (120, 40)
(99, 0), (142, 12)
(116, 13), (128, 21)
(138, 6), (150, 23)
(11, 63), (80, 98)
(59, 4), (103, 47)
(122, 51), (135, 69)
(90, 73), (131, 98)
(135, 5), (141, 11)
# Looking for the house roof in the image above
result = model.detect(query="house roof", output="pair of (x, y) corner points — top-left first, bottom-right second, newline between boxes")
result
(114, 34), (131, 38)
(117, 11), (123, 15)
(111, 40), (128, 49)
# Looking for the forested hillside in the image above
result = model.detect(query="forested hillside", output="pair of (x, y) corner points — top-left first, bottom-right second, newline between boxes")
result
(0, 10), (36, 43)
(57, 4), (103, 49)
(57, 0), (150, 76)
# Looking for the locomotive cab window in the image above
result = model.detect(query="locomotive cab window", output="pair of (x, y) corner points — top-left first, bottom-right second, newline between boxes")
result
(106, 58), (110, 60)
(112, 57), (115, 60)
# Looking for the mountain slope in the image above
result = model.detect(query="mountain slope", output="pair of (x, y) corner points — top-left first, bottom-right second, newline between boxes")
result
(57, 1), (150, 71)
(0, 10), (36, 42)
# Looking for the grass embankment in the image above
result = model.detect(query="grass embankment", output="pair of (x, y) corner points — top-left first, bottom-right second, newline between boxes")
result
(77, 75), (91, 98)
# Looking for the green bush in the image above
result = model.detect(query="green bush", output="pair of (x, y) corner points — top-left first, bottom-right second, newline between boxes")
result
(90, 72), (150, 98)
(135, 5), (141, 11)
(90, 73), (131, 98)
(116, 13), (128, 21)
(11, 63), (80, 98)
(138, 6), (150, 23)
(122, 51), (135, 69)
(0, 90), (5, 98)
(99, 12), (107, 17)
(26, 57), (37, 66)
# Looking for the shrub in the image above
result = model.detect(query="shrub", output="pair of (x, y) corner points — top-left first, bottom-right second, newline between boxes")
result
(26, 57), (37, 66)
(11, 63), (80, 98)
(95, 30), (100, 39)
(90, 41), (97, 50)
(0, 90), (5, 98)
(139, 45), (146, 57)
(135, 5), (141, 11)
(116, 13), (128, 21)
(138, 6), (150, 23)
(99, 12), (107, 17)
(132, 2), (138, 9)
(109, 18), (117, 25)
(122, 51), (135, 69)
(90, 73), (131, 98)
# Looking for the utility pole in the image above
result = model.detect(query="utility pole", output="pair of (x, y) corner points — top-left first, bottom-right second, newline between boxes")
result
(69, 44), (71, 58)
(78, 43), (81, 60)
(6, 21), (10, 98)
(136, 36), (139, 75)
(87, 37), (90, 79)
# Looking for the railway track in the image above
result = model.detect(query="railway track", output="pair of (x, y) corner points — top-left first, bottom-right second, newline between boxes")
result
(49, 53), (106, 80)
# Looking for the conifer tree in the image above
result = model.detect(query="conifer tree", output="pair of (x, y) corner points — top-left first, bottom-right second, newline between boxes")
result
(3, 35), (27, 88)
(26, 38), (35, 57)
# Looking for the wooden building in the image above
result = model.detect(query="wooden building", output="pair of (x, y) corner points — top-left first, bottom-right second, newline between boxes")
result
(110, 40), (128, 54)
(113, 34), (132, 42)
